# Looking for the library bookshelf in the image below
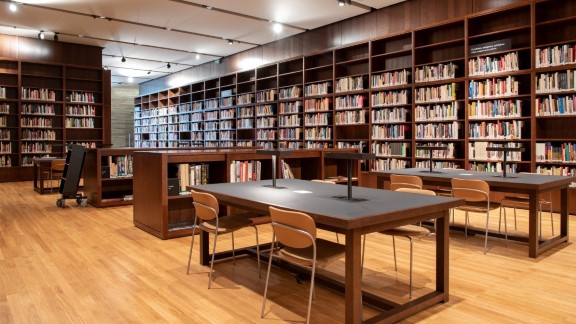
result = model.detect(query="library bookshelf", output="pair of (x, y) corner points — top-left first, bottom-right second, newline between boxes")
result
(132, 148), (359, 239)
(134, 1), (576, 209)
(0, 59), (110, 182)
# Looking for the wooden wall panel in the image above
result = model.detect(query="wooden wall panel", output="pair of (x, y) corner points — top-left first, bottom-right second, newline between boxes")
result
(0, 34), (19, 58)
(141, 0), (535, 93)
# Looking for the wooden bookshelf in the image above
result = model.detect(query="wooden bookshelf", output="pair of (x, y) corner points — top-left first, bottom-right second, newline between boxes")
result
(132, 148), (349, 239)
(0, 55), (110, 182)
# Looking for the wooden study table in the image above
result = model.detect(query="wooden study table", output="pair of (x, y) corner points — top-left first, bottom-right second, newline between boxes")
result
(32, 157), (64, 194)
(192, 179), (463, 323)
(373, 168), (574, 258)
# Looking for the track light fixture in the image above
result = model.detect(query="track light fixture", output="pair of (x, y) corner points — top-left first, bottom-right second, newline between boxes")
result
(38, 30), (45, 40)
(338, 0), (351, 6)
(121, 56), (126, 63)
(147, 71), (151, 75)
(227, 39), (233, 45)
(53, 33), (59, 41)
(167, 63), (171, 69)
(9, 2), (18, 12)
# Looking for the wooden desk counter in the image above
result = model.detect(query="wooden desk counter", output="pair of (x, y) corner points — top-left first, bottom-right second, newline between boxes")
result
(192, 179), (463, 324)
(373, 168), (574, 258)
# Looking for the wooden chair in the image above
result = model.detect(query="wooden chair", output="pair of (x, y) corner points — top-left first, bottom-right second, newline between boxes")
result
(49, 159), (65, 193)
(311, 179), (340, 242)
(389, 174), (423, 191)
(261, 206), (345, 324)
(451, 178), (505, 254)
(186, 190), (269, 288)
(378, 187), (435, 299)
(500, 173), (554, 238)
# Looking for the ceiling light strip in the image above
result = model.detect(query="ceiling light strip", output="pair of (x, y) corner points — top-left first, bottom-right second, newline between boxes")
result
(102, 54), (196, 67)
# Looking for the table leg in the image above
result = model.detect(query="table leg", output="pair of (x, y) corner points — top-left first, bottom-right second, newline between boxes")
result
(199, 230), (210, 266)
(528, 190), (539, 258)
(345, 229), (363, 324)
(436, 210), (449, 299)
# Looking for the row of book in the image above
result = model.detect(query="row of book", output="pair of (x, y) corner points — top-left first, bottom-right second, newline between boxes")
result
(414, 62), (458, 83)
(257, 90), (277, 103)
(415, 83), (458, 102)
(468, 99), (522, 119)
(372, 142), (410, 157)
(335, 76), (364, 93)
(279, 115), (301, 127)
(66, 118), (95, 128)
(415, 122), (460, 140)
(535, 95), (576, 116)
(372, 107), (408, 123)
(305, 82), (331, 96)
(279, 101), (302, 114)
(21, 142), (52, 153)
(468, 142), (523, 161)
(415, 143), (455, 159)
(372, 124), (408, 139)
(468, 76), (519, 99)
(106, 155), (134, 178)
(372, 158), (409, 171)
(468, 52), (519, 76)
(0, 156), (11, 167)
(278, 128), (301, 140)
(468, 120), (523, 139)
(66, 105), (96, 116)
(279, 86), (302, 100)
(21, 117), (53, 128)
(371, 90), (408, 107)
(371, 69), (410, 88)
(416, 161), (460, 169)
(257, 129), (276, 140)
(22, 129), (56, 140)
(69, 92), (96, 103)
(21, 104), (55, 115)
(0, 103), (8, 114)
(304, 98), (331, 111)
(237, 93), (254, 105)
(220, 97), (234, 107)
(230, 160), (261, 183)
(256, 117), (276, 128)
(21, 88), (56, 101)
(535, 142), (576, 163)
(535, 43), (576, 68)
(0, 116), (6, 127)
(0, 87), (6, 99)
(175, 163), (208, 192)
(304, 112), (330, 126)
(304, 127), (331, 140)
(0, 129), (9, 140)
(0, 142), (10, 153)
(535, 70), (576, 93)
(335, 110), (366, 125)
(335, 94), (365, 109)
(415, 103), (459, 121)
(469, 162), (517, 173)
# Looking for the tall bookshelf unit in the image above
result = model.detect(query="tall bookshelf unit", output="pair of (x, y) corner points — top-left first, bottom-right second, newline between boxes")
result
(534, 0), (576, 180)
(134, 0), (576, 188)
(0, 59), (110, 182)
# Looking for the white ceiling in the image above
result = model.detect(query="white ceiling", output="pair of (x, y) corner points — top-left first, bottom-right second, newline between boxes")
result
(0, 0), (405, 85)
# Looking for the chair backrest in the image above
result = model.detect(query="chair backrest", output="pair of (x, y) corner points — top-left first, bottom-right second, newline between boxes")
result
(191, 190), (219, 221)
(51, 159), (66, 172)
(395, 187), (436, 196)
(269, 206), (316, 249)
(311, 179), (336, 184)
(390, 174), (423, 191)
(451, 178), (490, 202)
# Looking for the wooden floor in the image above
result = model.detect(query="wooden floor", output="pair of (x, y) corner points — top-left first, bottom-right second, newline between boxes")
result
(0, 181), (574, 323)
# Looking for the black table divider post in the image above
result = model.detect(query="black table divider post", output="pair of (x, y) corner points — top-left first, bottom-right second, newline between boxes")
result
(485, 146), (525, 178)
(324, 152), (375, 201)
(256, 149), (294, 189)
(415, 146), (449, 173)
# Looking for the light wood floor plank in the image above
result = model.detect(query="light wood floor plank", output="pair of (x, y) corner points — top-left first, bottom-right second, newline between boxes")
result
(0, 181), (574, 323)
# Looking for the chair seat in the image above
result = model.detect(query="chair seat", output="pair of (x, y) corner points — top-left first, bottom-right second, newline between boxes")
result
(279, 238), (345, 267)
(456, 201), (501, 213)
(380, 225), (430, 238)
(201, 215), (253, 233)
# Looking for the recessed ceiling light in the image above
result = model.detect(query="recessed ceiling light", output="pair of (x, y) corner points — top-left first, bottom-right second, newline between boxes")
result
(338, 0), (345, 6)
(9, 2), (17, 12)
(38, 30), (44, 40)
(195, 54), (200, 60)
(205, 6), (212, 10)
(273, 23), (282, 33)
(127, 77), (134, 83)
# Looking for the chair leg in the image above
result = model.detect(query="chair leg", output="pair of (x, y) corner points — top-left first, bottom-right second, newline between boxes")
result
(550, 198), (555, 236)
(253, 225), (261, 278)
(186, 217), (199, 274)
(306, 259), (317, 324)
(392, 236), (397, 272)
(231, 232), (236, 264)
(464, 211), (469, 238)
(483, 210), (490, 254)
(408, 237), (413, 299)
(208, 231), (219, 289)
(335, 233), (339, 243)
(512, 204), (517, 230)
(361, 234), (366, 276)
(503, 207), (508, 247)
(261, 239), (276, 319)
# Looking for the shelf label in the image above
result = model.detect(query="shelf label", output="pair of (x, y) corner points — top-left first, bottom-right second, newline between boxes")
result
(469, 39), (511, 56)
